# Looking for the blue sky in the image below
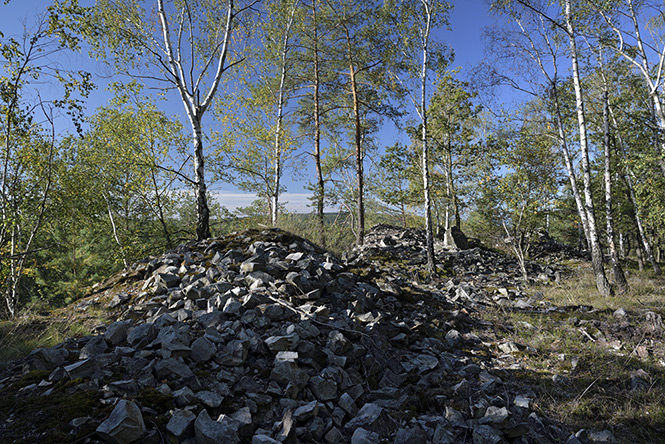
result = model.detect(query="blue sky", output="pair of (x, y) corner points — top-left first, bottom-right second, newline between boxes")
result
(3, 0), (498, 213)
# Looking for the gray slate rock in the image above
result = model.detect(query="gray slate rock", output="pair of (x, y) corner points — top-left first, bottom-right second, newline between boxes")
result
(166, 409), (196, 438)
(194, 409), (239, 444)
(96, 400), (146, 444)
(104, 321), (132, 346)
(351, 428), (380, 444)
(472, 425), (503, 444)
(345, 403), (395, 434)
(190, 337), (216, 362)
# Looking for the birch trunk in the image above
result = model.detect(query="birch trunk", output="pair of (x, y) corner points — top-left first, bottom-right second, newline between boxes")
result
(271, 3), (297, 227)
(513, 15), (591, 243)
(420, 0), (436, 276)
(564, 0), (612, 296)
(157, 0), (237, 240)
(602, 91), (628, 292)
(552, 82), (590, 244)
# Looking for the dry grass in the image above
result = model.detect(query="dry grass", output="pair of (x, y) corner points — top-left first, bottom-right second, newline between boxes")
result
(0, 304), (113, 363)
(476, 263), (665, 443)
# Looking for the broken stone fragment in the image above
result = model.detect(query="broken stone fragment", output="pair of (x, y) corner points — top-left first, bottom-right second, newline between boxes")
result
(166, 408), (196, 439)
(394, 425), (428, 444)
(27, 347), (68, 371)
(401, 353), (439, 374)
(472, 424), (503, 444)
(104, 321), (132, 346)
(264, 333), (300, 352)
(126, 323), (156, 348)
(64, 358), (101, 380)
(327, 330), (351, 355)
(309, 374), (337, 401)
(479, 406), (509, 427)
(196, 390), (224, 408)
(173, 387), (196, 407)
(194, 409), (239, 444)
(252, 434), (280, 444)
(293, 400), (320, 422)
(344, 402), (395, 435)
(96, 399), (146, 444)
(351, 427), (380, 444)
(190, 337), (217, 363)
(153, 357), (194, 379)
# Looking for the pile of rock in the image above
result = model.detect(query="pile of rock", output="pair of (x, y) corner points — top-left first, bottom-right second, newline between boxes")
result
(529, 231), (588, 262)
(0, 227), (602, 443)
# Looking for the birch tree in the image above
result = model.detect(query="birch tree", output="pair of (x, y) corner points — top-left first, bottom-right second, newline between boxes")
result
(218, 0), (302, 226)
(489, 0), (612, 296)
(389, 0), (452, 275)
(591, 0), (665, 179)
(87, 0), (258, 240)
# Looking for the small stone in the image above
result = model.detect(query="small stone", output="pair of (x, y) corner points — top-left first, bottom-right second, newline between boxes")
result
(351, 428), (380, 444)
(445, 329), (461, 347)
(309, 375), (337, 401)
(479, 406), (509, 426)
(325, 426), (345, 444)
(96, 400), (146, 444)
(252, 434), (280, 444)
(191, 337), (216, 363)
(339, 392), (358, 416)
(195, 409), (239, 444)
(514, 395), (531, 409)
(64, 358), (100, 380)
(294, 401), (320, 422)
(264, 334), (300, 352)
(196, 390), (224, 408)
(154, 358), (194, 379)
(166, 409), (196, 438)
(327, 331), (351, 355)
(104, 321), (132, 346)
(401, 354), (438, 374)
(173, 387), (196, 407)
(472, 425), (502, 444)
(345, 402), (395, 434)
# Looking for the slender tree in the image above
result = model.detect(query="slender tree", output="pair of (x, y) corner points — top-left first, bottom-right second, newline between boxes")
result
(87, 0), (258, 240)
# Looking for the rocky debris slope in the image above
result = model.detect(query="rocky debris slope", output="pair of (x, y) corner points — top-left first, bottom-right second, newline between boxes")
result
(346, 224), (567, 311)
(0, 227), (619, 444)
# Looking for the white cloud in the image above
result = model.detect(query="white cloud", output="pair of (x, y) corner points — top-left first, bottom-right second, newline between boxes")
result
(210, 191), (314, 213)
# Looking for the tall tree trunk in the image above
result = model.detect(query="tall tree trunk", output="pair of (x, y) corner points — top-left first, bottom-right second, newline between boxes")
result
(344, 28), (364, 247)
(271, 3), (297, 227)
(603, 91), (628, 292)
(420, 0), (436, 277)
(158, 0), (236, 241)
(564, 0), (612, 296)
(192, 119), (211, 240)
(552, 81), (590, 244)
(311, 0), (326, 247)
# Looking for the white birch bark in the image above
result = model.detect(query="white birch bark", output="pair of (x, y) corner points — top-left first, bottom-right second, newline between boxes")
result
(157, 0), (237, 240)
(564, 0), (612, 296)
(602, 91), (628, 291)
(271, 1), (298, 227)
(420, 0), (436, 276)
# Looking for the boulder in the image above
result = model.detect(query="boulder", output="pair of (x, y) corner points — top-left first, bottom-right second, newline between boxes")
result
(96, 400), (146, 444)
